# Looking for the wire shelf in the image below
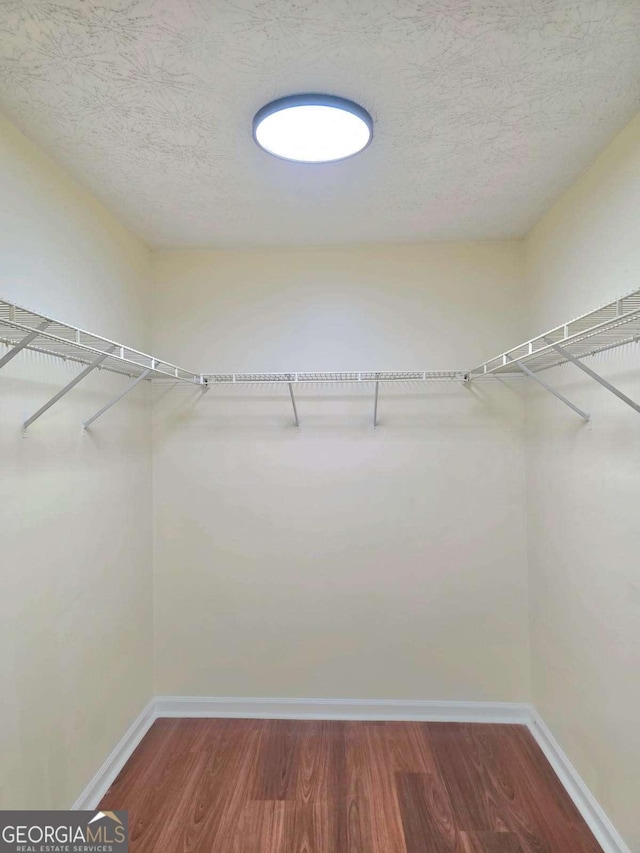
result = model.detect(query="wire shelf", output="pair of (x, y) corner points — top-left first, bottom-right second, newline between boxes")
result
(203, 370), (466, 384)
(3, 284), (640, 411)
(469, 287), (640, 378)
(0, 297), (200, 383)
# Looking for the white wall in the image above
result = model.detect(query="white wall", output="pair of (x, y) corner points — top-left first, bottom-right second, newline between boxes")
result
(525, 113), (640, 851)
(0, 112), (154, 808)
(151, 243), (531, 702)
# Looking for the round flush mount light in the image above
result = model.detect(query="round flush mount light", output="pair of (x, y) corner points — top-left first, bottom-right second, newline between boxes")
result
(253, 94), (373, 163)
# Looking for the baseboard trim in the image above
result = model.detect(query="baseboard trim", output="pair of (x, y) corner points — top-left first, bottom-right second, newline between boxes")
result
(527, 708), (631, 853)
(70, 696), (630, 853)
(154, 695), (530, 723)
(71, 699), (155, 810)
(73, 696), (527, 809)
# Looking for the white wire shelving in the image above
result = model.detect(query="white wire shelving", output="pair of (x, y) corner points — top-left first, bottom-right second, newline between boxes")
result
(2, 287), (639, 430)
(468, 288), (640, 379)
(203, 370), (465, 383)
(0, 298), (200, 383)
(467, 286), (640, 422)
(0, 296), (200, 432)
(200, 372), (466, 427)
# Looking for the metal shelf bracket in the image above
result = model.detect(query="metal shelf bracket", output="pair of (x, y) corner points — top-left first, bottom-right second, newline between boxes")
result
(83, 368), (152, 430)
(544, 338), (640, 415)
(23, 346), (116, 434)
(509, 356), (591, 422)
(373, 381), (379, 428)
(288, 382), (300, 427)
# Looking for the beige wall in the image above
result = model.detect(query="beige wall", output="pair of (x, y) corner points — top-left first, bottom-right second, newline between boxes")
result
(525, 113), (640, 850)
(151, 243), (531, 702)
(0, 112), (154, 808)
(4, 90), (638, 849)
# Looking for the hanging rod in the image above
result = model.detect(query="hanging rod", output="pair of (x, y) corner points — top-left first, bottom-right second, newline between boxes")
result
(0, 297), (201, 384)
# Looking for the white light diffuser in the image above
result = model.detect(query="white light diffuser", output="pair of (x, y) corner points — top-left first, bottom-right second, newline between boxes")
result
(253, 95), (373, 163)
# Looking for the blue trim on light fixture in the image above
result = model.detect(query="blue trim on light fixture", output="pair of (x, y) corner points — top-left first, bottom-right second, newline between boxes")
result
(252, 93), (373, 163)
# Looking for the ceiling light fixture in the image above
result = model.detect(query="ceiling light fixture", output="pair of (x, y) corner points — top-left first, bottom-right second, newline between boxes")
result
(253, 94), (373, 163)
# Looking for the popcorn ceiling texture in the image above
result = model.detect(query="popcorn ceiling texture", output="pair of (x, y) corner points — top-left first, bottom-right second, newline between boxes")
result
(0, 0), (639, 248)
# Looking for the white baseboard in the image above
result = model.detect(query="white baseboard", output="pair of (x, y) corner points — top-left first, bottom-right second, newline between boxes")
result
(71, 699), (156, 810)
(527, 708), (631, 853)
(154, 695), (530, 723)
(71, 696), (527, 809)
(70, 696), (630, 853)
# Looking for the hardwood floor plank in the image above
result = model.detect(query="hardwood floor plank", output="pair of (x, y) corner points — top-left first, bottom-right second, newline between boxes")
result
(465, 724), (551, 850)
(100, 718), (198, 805)
(396, 771), (459, 852)
(180, 719), (262, 852)
(489, 726), (602, 853)
(443, 724), (600, 853)
(460, 831), (524, 852)
(296, 721), (346, 803)
(253, 719), (303, 801)
(344, 721), (378, 853)
(346, 721), (408, 853)
(386, 721), (439, 774)
(101, 719), (212, 853)
(232, 801), (289, 853)
(507, 726), (583, 823)
(424, 723), (497, 833)
(294, 721), (348, 851)
(286, 801), (340, 853)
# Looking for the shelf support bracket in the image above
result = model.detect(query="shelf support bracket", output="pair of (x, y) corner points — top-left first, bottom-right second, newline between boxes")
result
(23, 346), (116, 432)
(509, 356), (591, 422)
(83, 368), (152, 430)
(288, 382), (300, 428)
(0, 320), (50, 369)
(373, 381), (379, 428)
(544, 338), (640, 415)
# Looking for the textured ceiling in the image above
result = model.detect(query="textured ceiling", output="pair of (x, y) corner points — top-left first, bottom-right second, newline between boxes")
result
(1, 1), (639, 248)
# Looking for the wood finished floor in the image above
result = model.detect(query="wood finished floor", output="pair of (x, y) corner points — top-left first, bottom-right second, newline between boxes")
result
(99, 719), (602, 852)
